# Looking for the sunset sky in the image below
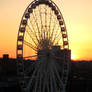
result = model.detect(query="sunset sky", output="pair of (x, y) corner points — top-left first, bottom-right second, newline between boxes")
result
(0, 0), (92, 60)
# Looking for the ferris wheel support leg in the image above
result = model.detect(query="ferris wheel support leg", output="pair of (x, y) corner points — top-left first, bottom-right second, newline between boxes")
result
(50, 72), (54, 92)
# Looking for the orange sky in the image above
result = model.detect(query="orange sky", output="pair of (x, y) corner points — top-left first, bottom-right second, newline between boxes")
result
(0, 0), (92, 60)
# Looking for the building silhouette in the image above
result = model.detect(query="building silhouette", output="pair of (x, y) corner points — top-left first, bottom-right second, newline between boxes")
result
(0, 54), (92, 92)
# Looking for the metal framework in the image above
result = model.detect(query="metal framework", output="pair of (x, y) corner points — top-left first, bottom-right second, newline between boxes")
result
(16, 0), (71, 92)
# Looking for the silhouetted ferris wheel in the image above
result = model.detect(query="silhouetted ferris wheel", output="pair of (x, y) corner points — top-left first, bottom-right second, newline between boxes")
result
(17, 0), (70, 92)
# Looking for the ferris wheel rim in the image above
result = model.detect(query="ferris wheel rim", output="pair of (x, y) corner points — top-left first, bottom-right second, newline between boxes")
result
(16, 0), (69, 59)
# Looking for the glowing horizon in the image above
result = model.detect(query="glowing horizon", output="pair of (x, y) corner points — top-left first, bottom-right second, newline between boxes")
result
(0, 0), (92, 60)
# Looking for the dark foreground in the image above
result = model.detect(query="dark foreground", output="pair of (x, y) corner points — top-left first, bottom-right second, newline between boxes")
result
(0, 56), (92, 92)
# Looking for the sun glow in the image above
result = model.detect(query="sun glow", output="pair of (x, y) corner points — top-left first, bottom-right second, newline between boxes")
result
(71, 54), (76, 60)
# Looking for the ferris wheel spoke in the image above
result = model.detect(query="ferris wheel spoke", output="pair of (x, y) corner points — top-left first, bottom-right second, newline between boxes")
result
(47, 78), (50, 92)
(39, 59), (48, 92)
(52, 61), (63, 87)
(55, 36), (62, 45)
(37, 70), (43, 92)
(31, 61), (44, 92)
(38, 65), (43, 92)
(50, 16), (59, 42)
(48, 8), (53, 41)
(50, 71), (54, 92)
(35, 61), (45, 92)
(41, 6), (46, 40)
(43, 68), (49, 92)
(28, 61), (41, 92)
(50, 25), (59, 44)
(32, 10), (42, 41)
(44, 5), (48, 39)
(38, 6), (44, 40)
(45, 70), (50, 92)
(46, 64), (51, 92)
(39, 60), (47, 92)
(27, 23), (39, 41)
(28, 21), (40, 44)
(53, 63), (64, 88)
(48, 61), (53, 92)
(42, 76), (46, 92)
(54, 34), (62, 45)
(39, 73), (42, 92)
(52, 22), (60, 40)
(26, 26), (38, 46)
(51, 67), (58, 92)
(24, 40), (37, 51)
(33, 70), (40, 92)
(27, 62), (41, 91)
(53, 31), (61, 45)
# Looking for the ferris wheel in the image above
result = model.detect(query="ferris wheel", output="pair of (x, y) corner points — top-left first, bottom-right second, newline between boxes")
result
(17, 0), (71, 92)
